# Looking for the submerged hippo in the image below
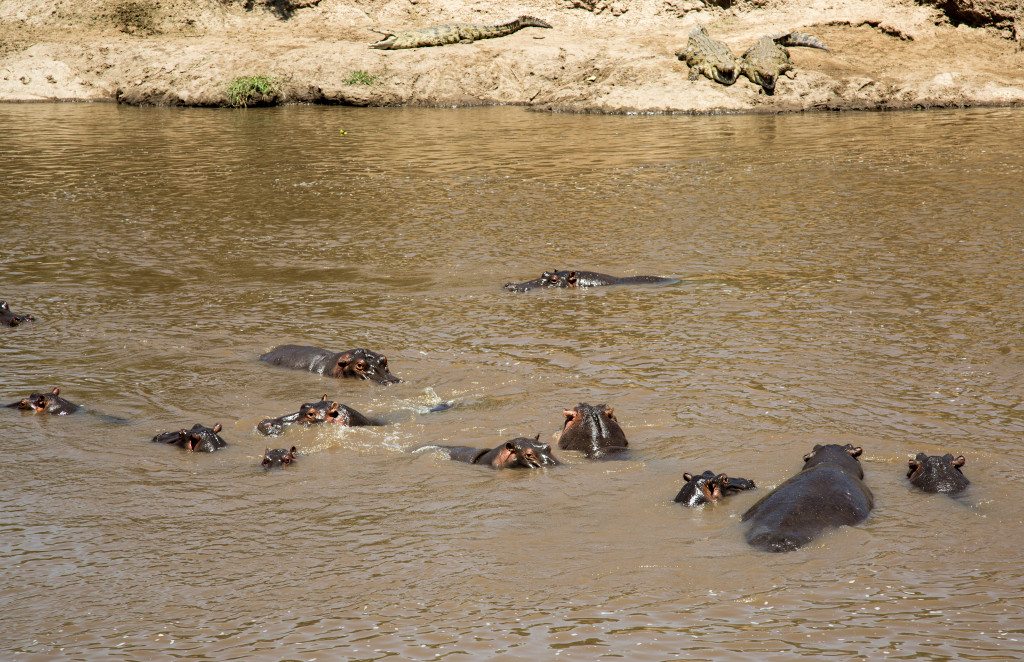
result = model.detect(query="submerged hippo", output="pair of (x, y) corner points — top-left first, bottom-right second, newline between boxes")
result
(0, 300), (35, 327)
(742, 444), (873, 553)
(261, 446), (298, 469)
(504, 270), (678, 292)
(6, 387), (80, 415)
(416, 435), (560, 469)
(152, 423), (227, 453)
(259, 345), (400, 384)
(257, 395), (383, 436)
(557, 403), (629, 458)
(674, 470), (757, 507)
(908, 453), (969, 495)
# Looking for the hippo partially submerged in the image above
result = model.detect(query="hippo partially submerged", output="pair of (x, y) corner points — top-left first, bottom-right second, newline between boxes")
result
(6, 387), (80, 415)
(557, 403), (629, 458)
(416, 435), (560, 469)
(674, 470), (757, 507)
(259, 345), (400, 384)
(0, 300), (35, 327)
(907, 453), (969, 495)
(742, 444), (873, 552)
(257, 395), (383, 436)
(152, 423), (227, 453)
(504, 270), (678, 292)
(261, 446), (298, 469)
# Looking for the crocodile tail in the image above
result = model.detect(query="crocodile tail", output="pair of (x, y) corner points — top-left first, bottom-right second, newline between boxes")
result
(508, 15), (553, 30)
(774, 32), (830, 52)
(689, 23), (709, 38)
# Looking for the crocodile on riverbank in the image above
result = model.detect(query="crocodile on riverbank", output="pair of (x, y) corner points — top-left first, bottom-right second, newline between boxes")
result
(675, 24), (739, 85)
(739, 32), (830, 95)
(369, 16), (552, 50)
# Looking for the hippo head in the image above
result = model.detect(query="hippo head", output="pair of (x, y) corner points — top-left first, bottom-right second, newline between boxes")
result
(557, 402), (629, 458)
(155, 423), (226, 452)
(332, 349), (399, 384)
(674, 470), (729, 506)
(802, 443), (864, 477)
(907, 452), (969, 494)
(0, 300), (34, 327)
(262, 446), (298, 469)
(11, 387), (62, 413)
(299, 395), (346, 425)
(492, 435), (561, 468)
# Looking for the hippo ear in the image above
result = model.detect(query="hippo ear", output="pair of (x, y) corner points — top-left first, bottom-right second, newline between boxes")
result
(51, 387), (60, 396)
(563, 409), (575, 420)
(0, 301), (7, 311)
(289, 446), (297, 454)
(953, 455), (966, 467)
(337, 352), (352, 367)
(213, 423), (222, 434)
(534, 433), (541, 441)
(908, 458), (919, 470)
(321, 394), (328, 401)
(847, 446), (863, 457)
(803, 450), (815, 462)
(683, 472), (693, 482)
(603, 406), (616, 420)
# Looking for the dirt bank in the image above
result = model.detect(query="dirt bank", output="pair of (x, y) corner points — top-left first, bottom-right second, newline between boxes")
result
(1, 0), (1022, 113)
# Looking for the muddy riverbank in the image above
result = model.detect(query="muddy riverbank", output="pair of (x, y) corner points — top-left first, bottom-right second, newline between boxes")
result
(1, 0), (1022, 113)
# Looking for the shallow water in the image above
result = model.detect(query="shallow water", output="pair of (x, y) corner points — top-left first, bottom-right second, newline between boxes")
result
(2, 104), (1023, 660)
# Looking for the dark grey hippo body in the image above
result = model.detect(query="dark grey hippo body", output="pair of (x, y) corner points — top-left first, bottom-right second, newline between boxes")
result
(504, 270), (678, 292)
(674, 470), (756, 507)
(908, 453), (969, 494)
(0, 300), (35, 327)
(557, 403), (628, 458)
(259, 345), (400, 384)
(418, 435), (560, 469)
(257, 395), (383, 436)
(742, 444), (873, 552)
(6, 387), (80, 415)
(152, 423), (227, 453)
(261, 446), (298, 469)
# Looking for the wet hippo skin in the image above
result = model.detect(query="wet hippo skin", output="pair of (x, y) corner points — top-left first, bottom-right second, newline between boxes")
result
(152, 423), (227, 452)
(741, 444), (873, 552)
(261, 446), (298, 469)
(557, 403), (628, 458)
(504, 270), (678, 292)
(417, 435), (560, 469)
(259, 345), (400, 384)
(0, 300), (35, 327)
(257, 395), (383, 436)
(907, 453), (969, 494)
(674, 470), (756, 507)
(6, 387), (80, 415)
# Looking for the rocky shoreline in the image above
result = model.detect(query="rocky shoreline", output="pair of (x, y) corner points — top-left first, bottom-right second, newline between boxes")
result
(1, 0), (1021, 114)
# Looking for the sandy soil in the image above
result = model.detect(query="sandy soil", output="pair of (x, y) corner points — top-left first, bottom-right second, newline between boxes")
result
(0, 0), (1022, 113)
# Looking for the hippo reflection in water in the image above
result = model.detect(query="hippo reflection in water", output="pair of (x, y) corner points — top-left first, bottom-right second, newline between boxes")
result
(557, 403), (629, 458)
(742, 444), (873, 552)
(674, 470), (757, 507)
(504, 270), (678, 292)
(0, 300), (35, 327)
(257, 395), (383, 436)
(6, 387), (80, 415)
(152, 423), (227, 453)
(415, 435), (560, 469)
(907, 453), (969, 495)
(259, 345), (400, 384)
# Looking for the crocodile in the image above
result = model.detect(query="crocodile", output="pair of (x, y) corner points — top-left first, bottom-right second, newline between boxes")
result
(370, 16), (552, 50)
(676, 24), (739, 86)
(739, 32), (830, 95)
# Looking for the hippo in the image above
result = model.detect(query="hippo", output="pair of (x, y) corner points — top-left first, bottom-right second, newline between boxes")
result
(741, 444), (873, 552)
(257, 395), (383, 436)
(417, 435), (560, 469)
(504, 270), (678, 292)
(557, 403), (628, 458)
(152, 423), (227, 452)
(0, 300), (35, 327)
(907, 453), (969, 494)
(6, 387), (80, 415)
(261, 446), (298, 469)
(674, 470), (757, 507)
(259, 345), (400, 384)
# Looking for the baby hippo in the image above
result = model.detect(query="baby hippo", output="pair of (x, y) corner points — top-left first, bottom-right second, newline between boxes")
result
(152, 423), (227, 453)
(259, 345), (400, 384)
(261, 446), (298, 469)
(6, 387), (80, 415)
(257, 395), (383, 436)
(674, 470), (757, 507)
(504, 270), (678, 292)
(0, 300), (35, 327)
(419, 435), (560, 469)
(907, 453), (969, 495)
(558, 403), (629, 458)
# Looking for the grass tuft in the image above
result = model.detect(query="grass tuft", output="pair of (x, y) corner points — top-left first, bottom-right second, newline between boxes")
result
(345, 70), (378, 86)
(227, 75), (280, 107)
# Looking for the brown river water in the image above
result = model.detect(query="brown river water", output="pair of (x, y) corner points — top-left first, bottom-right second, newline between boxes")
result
(2, 104), (1023, 660)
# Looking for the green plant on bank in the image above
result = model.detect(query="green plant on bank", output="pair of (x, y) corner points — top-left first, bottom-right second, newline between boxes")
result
(345, 70), (378, 86)
(226, 75), (280, 107)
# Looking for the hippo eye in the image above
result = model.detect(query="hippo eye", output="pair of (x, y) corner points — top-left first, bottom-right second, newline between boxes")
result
(306, 410), (318, 418)
(356, 360), (367, 371)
